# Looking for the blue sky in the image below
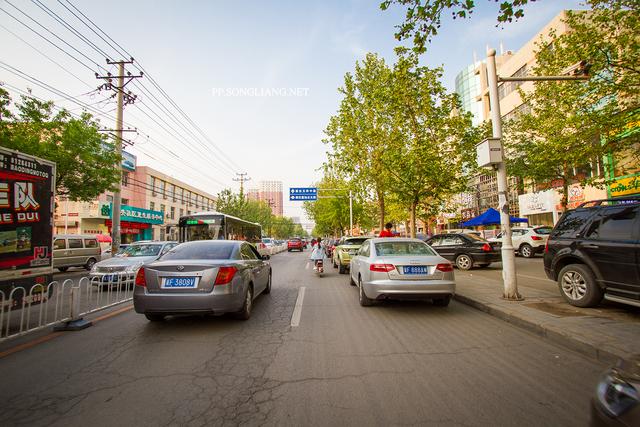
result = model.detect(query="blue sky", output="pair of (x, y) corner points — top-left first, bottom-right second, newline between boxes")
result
(1, 0), (585, 224)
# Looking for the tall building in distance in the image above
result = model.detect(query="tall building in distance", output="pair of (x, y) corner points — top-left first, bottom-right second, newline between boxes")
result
(247, 180), (284, 217)
(454, 61), (484, 126)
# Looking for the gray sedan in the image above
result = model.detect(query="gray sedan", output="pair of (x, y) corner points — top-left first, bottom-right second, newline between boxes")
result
(349, 238), (456, 307)
(133, 240), (271, 321)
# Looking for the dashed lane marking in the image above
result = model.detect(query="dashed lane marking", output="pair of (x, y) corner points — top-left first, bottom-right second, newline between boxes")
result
(290, 286), (306, 327)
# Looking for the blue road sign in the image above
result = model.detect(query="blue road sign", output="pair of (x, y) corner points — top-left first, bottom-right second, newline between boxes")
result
(289, 187), (317, 201)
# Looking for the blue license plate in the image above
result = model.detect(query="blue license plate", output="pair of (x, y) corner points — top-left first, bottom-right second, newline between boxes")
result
(102, 275), (113, 282)
(163, 277), (197, 288)
(403, 266), (429, 275)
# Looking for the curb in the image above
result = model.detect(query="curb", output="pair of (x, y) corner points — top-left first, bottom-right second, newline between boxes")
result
(453, 293), (621, 365)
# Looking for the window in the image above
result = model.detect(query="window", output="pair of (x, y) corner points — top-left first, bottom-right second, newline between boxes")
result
(375, 241), (436, 256)
(160, 204), (166, 215)
(84, 239), (98, 248)
(158, 180), (166, 199)
(122, 172), (128, 187)
(53, 239), (66, 250)
(150, 201), (155, 211)
(68, 239), (83, 249)
(552, 210), (596, 238)
(177, 187), (184, 204)
(442, 236), (464, 246)
(170, 206), (175, 220)
(150, 176), (157, 196)
(359, 242), (370, 257)
(428, 236), (443, 247)
(180, 208), (184, 218)
(107, 195), (113, 203)
(241, 244), (258, 260)
(586, 207), (637, 241)
(168, 184), (175, 201)
(187, 191), (192, 206)
(161, 242), (235, 260)
(122, 198), (129, 205)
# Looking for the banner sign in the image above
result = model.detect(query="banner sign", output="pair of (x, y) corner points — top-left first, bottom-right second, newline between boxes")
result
(100, 203), (164, 224)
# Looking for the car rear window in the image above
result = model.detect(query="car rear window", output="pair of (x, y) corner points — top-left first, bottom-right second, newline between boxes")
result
(551, 210), (595, 238)
(344, 238), (369, 245)
(375, 242), (436, 256)
(533, 227), (552, 235)
(464, 233), (488, 242)
(161, 242), (234, 260)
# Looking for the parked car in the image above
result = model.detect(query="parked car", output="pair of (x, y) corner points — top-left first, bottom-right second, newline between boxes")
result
(133, 240), (271, 321)
(544, 197), (640, 308)
(425, 233), (501, 270)
(261, 237), (275, 248)
(325, 238), (339, 258)
(287, 238), (303, 252)
(489, 226), (552, 258)
(90, 241), (178, 286)
(349, 238), (455, 307)
(591, 354), (640, 426)
(53, 234), (102, 272)
(332, 236), (371, 274)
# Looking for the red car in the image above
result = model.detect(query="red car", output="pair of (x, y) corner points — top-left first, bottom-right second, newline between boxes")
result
(287, 238), (303, 252)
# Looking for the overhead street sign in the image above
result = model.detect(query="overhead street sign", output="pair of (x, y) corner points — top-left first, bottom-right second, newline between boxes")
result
(289, 187), (317, 201)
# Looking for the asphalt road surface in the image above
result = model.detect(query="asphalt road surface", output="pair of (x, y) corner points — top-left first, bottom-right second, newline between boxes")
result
(0, 251), (606, 426)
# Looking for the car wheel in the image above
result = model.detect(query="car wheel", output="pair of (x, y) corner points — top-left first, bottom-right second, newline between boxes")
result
(84, 258), (97, 270)
(145, 314), (165, 322)
(558, 264), (603, 307)
(57, 267), (69, 272)
(288, 249), (291, 252)
(520, 243), (534, 258)
(263, 273), (272, 295)
(235, 285), (253, 320)
(358, 276), (373, 307)
(333, 259), (338, 269)
(455, 254), (473, 270)
(433, 295), (451, 307)
(338, 263), (346, 274)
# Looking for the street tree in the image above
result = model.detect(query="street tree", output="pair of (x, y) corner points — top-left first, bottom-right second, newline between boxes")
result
(380, 0), (538, 53)
(324, 53), (394, 230)
(0, 88), (121, 201)
(504, 2), (640, 210)
(384, 51), (477, 237)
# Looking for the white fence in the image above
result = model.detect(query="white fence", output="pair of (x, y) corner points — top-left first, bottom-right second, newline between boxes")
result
(0, 274), (135, 342)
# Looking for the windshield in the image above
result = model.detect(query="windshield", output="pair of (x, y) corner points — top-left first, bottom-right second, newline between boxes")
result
(375, 242), (437, 256)
(343, 238), (369, 246)
(161, 242), (234, 260)
(183, 224), (222, 241)
(120, 244), (162, 257)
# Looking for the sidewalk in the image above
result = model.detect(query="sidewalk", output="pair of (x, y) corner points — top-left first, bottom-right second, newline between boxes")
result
(453, 272), (640, 364)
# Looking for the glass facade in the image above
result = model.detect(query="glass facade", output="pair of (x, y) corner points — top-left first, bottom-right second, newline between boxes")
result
(454, 63), (483, 126)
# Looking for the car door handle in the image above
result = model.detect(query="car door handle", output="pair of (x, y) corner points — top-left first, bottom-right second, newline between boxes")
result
(581, 244), (599, 249)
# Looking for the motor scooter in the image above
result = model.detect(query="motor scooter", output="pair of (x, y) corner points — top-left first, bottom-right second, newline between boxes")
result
(314, 259), (324, 276)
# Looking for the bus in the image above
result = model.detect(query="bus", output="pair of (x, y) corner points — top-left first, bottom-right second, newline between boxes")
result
(178, 212), (262, 244)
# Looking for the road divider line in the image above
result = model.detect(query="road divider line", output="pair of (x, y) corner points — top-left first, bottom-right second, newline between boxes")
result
(305, 262), (310, 270)
(291, 286), (306, 327)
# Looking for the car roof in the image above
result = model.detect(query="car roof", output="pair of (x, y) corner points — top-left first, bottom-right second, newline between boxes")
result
(130, 241), (177, 245)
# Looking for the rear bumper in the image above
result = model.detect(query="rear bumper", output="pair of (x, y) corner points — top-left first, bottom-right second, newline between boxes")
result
(133, 283), (245, 315)
(363, 279), (456, 300)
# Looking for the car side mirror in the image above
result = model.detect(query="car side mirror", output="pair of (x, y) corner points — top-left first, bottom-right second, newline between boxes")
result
(262, 255), (270, 261)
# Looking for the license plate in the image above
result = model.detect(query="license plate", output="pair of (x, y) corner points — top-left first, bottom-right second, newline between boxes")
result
(403, 266), (429, 275)
(102, 275), (113, 282)
(163, 277), (197, 288)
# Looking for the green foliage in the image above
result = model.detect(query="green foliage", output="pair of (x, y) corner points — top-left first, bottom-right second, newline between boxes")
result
(380, 0), (535, 53)
(504, 2), (640, 209)
(0, 87), (121, 201)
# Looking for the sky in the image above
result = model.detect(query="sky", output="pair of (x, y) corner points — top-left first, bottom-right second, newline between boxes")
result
(0, 0), (585, 227)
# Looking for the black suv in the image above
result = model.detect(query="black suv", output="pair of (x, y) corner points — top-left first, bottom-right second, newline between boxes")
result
(543, 197), (640, 308)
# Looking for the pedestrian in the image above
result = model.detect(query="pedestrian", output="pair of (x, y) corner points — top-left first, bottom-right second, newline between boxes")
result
(379, 222), (394, 237)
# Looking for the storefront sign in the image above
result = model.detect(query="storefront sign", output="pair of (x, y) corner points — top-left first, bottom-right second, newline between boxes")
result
(518, 190), (557, 216)
(100, 203), (164, 224)
(566, 185), (586, 210)
(609, 175), (640, 198)
(122, 151), (136, 172)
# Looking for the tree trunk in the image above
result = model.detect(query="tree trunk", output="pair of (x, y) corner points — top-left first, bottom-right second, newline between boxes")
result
(560, 165), (570, 213)
(409, 200), (417, 238)
(376, 187), (385, 231)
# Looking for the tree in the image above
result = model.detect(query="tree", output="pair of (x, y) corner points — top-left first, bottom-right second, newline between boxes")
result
(324, 53), (394, 230)
(384, 51), (477, 237)
(504, 2), (639, 210)
(380, 0), (537, 53)
(0, 88), (121, 201)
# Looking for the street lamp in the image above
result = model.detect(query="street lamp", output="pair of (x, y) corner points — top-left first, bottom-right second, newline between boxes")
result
(483, 48), (590, 301)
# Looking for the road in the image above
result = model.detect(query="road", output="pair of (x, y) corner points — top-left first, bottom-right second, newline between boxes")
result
(0, 251), (605, 426)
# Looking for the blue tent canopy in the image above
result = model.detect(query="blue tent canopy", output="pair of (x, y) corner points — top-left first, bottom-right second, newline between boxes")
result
(461, 208), (528, 227)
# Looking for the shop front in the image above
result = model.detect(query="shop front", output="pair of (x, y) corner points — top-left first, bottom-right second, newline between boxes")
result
(519, 184), (608, 226)
(608, 174), (640, 199)
(100, 203), (164, 243)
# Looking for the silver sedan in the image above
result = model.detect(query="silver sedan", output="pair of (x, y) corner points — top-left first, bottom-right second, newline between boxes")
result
(133, 240), (271, 321)
(349, 238), (456, 307)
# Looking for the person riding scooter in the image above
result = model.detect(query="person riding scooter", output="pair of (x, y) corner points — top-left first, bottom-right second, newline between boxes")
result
(309, 237), (325, 274)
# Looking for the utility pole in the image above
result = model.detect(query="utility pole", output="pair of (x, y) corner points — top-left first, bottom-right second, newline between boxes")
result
(485, 48), (589, 300)
(96, 58), (143, 253)
(233, 172), (251, 197)
(349, 190), (353, 236)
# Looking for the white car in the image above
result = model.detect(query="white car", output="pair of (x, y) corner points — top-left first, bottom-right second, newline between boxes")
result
(489, 226), (552, 258)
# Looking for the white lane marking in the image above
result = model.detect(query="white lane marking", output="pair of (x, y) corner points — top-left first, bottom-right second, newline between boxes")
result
(305, 262), (310, 270)
(291, 286), (306, 327)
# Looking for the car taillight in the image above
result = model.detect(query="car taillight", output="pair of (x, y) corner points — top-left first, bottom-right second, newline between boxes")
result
(545, 241), (549, 253)
(531, 236), (543, 241)
(436, 263), (453, 272)
(135, 267), (146, 287)
(370, 264), (395, 272)
(481, 243), (492, 252)
(214, 266), (238, 285)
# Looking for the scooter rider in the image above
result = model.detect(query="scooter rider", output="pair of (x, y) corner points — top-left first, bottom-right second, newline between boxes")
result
(310, 237), (325, 272)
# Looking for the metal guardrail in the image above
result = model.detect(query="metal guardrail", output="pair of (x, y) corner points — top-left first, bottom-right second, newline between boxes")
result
(0, 273), (135, 342)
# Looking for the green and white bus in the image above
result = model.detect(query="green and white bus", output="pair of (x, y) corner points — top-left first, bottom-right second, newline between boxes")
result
(178, 212), (262, 245)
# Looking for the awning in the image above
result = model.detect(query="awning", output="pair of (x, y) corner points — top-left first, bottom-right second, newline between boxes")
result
(461, 208), (528, 227)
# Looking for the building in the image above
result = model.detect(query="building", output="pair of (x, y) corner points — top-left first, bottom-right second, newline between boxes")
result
(55, 160), (217, 243)
(247, 180), (283, 216)
(454, 61), (485, 126)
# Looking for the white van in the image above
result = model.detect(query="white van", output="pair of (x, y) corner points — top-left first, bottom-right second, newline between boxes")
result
(53, 234), (102, 272)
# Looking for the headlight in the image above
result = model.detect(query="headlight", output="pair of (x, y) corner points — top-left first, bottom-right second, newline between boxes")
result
(596, 370), (639, 417)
